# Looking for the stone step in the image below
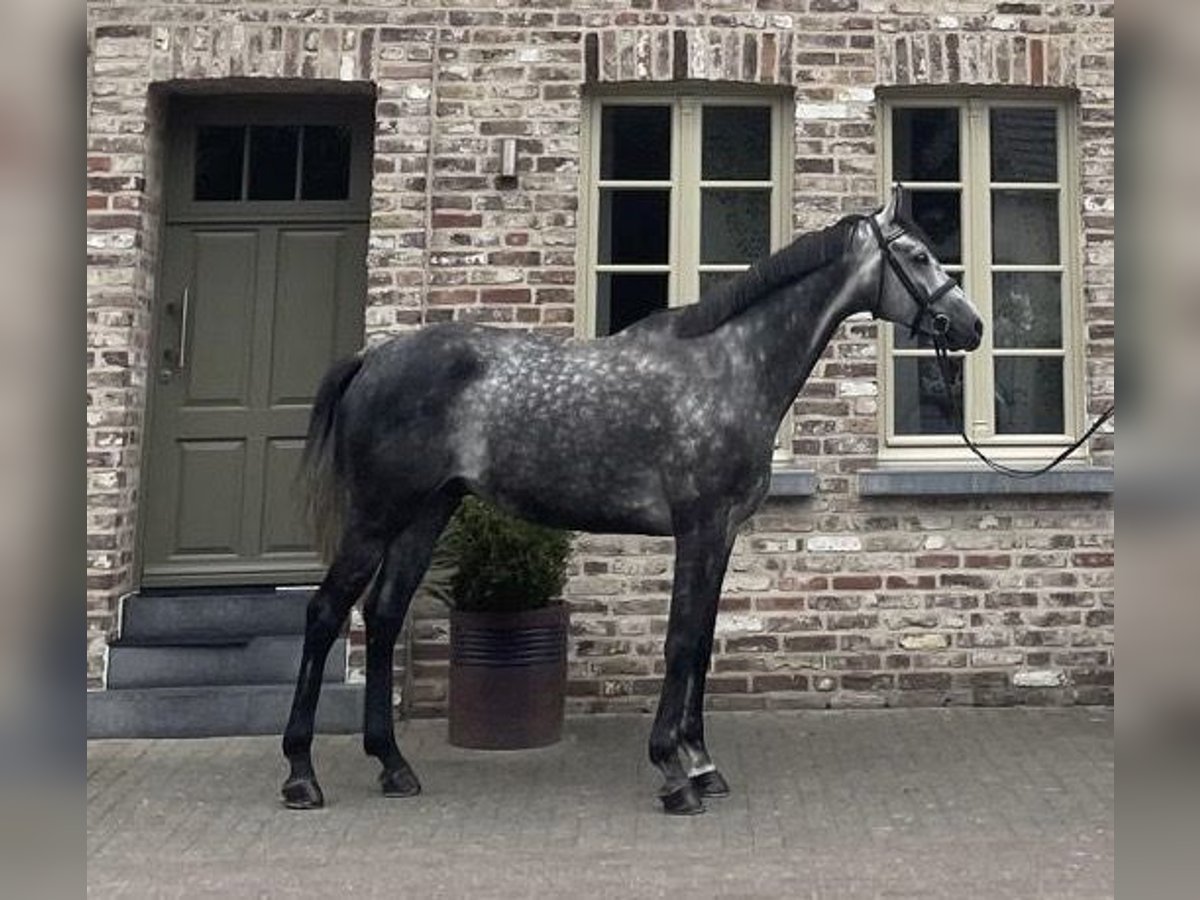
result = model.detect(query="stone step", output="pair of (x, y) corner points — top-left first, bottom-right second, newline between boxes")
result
(120, 589), (316, 642)
(87, 683), (363, 739)
(106, 636), (346, 689)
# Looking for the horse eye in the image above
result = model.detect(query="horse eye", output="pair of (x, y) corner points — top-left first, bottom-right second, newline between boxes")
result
(914, 251), (930, 264)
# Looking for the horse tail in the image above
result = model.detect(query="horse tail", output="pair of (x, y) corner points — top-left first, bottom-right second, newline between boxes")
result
(301, 353), (364, 563)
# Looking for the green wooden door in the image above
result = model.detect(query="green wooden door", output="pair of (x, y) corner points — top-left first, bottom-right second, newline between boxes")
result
(140, 96), (371, 587)
(141, 223), (366, 586)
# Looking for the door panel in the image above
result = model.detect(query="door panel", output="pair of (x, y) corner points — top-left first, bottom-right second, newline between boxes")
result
(270, 230), (344, 405)
(186, 232), (257, 406)
(141, 222), (366, 587)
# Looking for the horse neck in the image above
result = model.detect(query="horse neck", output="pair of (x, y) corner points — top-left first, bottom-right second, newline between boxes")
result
(717, 255), (872, 424)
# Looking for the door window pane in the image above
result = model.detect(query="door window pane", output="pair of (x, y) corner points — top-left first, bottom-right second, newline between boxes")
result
(994, 357), (1064, 434)
(598, 190), (670, 264)
(894, 356), (962, 435)
(992, 190), (1059, 265)
(702, 106), (771, 180)
(601, 106), (671, 180)
(301, 125), (353, 200)
(990, 108), (1057, 183)
(247, 126), (300, 201)
(993, 272), (1062, 349)
(194, 126), (245, 201)
(892, 108), (960, 182)
(908, 190), (961, 265)
(701, 189), (771, 264)
(597, 273), (668, 335)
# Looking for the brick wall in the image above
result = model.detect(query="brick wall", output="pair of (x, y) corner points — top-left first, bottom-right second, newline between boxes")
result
(86, 0), (1114, 707)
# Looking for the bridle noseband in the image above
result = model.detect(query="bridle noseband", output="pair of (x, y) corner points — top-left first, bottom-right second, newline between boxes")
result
(865, 215), (958, 340)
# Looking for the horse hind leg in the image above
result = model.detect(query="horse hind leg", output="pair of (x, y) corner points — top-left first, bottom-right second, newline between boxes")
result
(362, 491), (461, 797)
(281, 525), (385, 810)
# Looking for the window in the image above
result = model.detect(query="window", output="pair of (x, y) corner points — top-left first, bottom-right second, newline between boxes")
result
(880, 96), (1083, 460)
(192, 123), (354, 203)
(583, 92), (791, 337)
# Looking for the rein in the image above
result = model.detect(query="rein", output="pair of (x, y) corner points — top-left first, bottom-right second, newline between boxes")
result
(868, 217), (1115, 479)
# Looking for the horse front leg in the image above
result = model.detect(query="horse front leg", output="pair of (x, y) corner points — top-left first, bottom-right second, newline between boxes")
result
(362, 493), (459, 798)
(678, 571), (732, 800)
(649, 522), (734, 815)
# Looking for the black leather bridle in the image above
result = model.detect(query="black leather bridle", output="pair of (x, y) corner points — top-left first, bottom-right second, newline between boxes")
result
(865, 213), (1115, 479)
(866, 214), (959, 341)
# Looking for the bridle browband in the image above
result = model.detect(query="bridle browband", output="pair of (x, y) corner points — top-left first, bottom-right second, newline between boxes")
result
(862, 211), (1115, 479)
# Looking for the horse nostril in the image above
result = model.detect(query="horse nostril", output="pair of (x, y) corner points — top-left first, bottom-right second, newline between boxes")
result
(974, 319), (984, 338)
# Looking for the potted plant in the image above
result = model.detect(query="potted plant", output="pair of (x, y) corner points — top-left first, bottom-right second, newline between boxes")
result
(434, 497), (572, 750)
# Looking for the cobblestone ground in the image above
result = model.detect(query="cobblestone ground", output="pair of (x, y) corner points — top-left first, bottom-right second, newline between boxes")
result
(88, 708), (1113, 898)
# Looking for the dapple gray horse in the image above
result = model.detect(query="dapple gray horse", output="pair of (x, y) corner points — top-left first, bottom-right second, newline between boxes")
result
(282, 193), (984, 815)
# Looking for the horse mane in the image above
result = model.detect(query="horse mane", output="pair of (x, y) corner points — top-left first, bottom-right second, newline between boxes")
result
(673, 214), (863, 339)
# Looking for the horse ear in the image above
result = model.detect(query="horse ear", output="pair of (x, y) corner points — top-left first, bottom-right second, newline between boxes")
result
(879, 184), (900, 223)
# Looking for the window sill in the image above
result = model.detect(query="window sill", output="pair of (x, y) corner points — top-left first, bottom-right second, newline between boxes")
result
(767, 466), (817, 497)
(858, 466), (1114, 497)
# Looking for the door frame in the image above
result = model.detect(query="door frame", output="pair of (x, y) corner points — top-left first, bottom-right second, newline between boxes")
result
(135, 90), (374, 590)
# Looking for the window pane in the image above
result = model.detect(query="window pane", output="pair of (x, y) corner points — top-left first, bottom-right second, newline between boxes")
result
(699, 270), (743, 299)
(701, 189), (771, 264)
(600, 106), (671, 180)
(894, 356), (962, 435)
(247, 126), (300, 200)
(598, 190), (670, 264)
(993, 272), (1062, 349)
(908, 190), (961, 265)
(892, 108), (959, 182)
(301, 125), (352, 200)
(597, 273), (668, 336)
(994, 357), (1064, 434)
(702, 106), (771, 180)
(992, 190), (1059, 265)
(990, 108), (1057, 183)
(194, 126), (244, 201)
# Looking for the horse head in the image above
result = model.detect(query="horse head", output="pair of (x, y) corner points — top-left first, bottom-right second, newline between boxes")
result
(866, 187), (984, 352)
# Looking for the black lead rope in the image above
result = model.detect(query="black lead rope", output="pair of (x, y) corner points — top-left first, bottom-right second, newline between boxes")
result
(932, 338), (1115, 479)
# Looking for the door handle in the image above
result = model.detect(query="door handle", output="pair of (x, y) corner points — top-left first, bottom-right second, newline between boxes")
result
(176, 284), (191, 371)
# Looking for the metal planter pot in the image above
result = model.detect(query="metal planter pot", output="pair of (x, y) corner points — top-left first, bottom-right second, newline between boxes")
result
(448, 603), (568, 750)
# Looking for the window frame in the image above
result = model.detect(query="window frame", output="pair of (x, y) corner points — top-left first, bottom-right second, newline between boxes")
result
(580, 87), (794, 337)
(877, 91), (1086, 464)
(580, 86), (794, 459)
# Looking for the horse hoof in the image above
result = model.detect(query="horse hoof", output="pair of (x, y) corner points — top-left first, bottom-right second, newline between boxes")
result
(659, 782), (705, 816)
(282, 776), (325, 810)
(690, 769), (730, 798)
(379, 766), (421, 798)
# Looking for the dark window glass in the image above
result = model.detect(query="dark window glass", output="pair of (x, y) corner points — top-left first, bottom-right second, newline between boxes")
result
(301, 125), (353, 200)
(894, 355), (962, 435)
(702, 106), (771, 181)
(193, 126), (244, 201)
(909, 190), (961, 264)
(701, 189), (771, 264)
(993, 272), (1062, 349)
(699, 270), (741, 299)
(992, 190), (1059, 265)
(597, 273), (668, 335)
(600, 106), (671, 180)
(247, 126), (300, 201)
(892, 108), (959, 182)
(994, 357), (1064, 434)
(598, 190), (670, 264)
(990, 108), (1058, 183)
